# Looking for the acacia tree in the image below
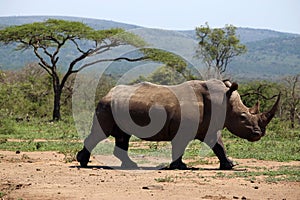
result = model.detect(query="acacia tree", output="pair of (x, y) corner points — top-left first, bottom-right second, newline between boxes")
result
(196, 23), (247, 79)
(0, 19), (151, 121)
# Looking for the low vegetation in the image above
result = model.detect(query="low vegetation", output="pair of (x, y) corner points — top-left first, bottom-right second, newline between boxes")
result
(0, 63), (299, 166)
(214, 165), (300, 182)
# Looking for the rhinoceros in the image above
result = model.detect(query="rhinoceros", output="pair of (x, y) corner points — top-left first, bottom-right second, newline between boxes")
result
(77, 79), (280, 170)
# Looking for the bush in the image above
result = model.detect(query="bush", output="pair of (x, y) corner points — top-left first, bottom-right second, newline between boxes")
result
(0, 116), (17, 135)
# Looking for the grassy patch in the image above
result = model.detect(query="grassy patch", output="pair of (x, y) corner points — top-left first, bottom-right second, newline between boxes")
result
(222, 128), (300, 162)
(155, 175), (175, 183)
(128, 140), (172, 158)
(0, 117), (299, 164)
(0, 191), (6, 198)
(0, 140), (82, 154)
(0, 118), (79, 140)
(214, 165), (300, 182)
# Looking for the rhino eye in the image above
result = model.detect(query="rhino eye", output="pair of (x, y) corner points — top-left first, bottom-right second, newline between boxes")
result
(240, 113), (247, 121)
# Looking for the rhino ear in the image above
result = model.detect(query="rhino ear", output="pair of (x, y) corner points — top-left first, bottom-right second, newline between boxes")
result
(227, 82), (238, 97)
(249, 101), (260, 114)
(223, 79), (232, 88)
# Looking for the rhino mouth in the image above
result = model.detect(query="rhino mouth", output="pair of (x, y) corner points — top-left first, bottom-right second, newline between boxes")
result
(247, 136), (261, 142)
(246, 130), (262, 142)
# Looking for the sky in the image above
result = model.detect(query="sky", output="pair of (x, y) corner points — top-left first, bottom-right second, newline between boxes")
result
(0, 0), (299, 34)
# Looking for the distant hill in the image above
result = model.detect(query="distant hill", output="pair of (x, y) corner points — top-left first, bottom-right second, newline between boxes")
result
(0, 16), (140, 30)
(0, 16), (299, 81)
(181, 28), (297, 43)
(229, 36), (300, 80)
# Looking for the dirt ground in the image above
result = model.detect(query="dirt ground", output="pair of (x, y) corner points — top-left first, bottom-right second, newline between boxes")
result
(0, 150), (299, 200)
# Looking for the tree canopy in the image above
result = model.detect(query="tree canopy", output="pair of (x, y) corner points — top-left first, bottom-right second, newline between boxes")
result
(0, 19), (187, 120)
(196, 23), (247, 78)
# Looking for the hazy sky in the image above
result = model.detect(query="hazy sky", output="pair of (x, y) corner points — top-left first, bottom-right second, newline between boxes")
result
(0, 0), (299, 33)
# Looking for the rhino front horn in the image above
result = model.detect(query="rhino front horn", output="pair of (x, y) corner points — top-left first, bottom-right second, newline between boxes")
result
(262, 93), (281, 124)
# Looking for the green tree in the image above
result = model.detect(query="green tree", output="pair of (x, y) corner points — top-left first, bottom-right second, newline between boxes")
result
(196, 23), (247, 79)
(133, 65), (186, 85)
(282, 74), (300, 128)
(0, 19), (147, 121)
(238, 81), (280, 112)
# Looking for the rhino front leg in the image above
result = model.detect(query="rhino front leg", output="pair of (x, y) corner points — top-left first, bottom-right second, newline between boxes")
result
(113, 130), (138, 169)
(211, 136), (235, 170)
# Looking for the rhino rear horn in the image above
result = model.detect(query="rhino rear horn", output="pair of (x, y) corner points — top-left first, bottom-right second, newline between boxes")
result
(249, 101), (260, 114)
(262, 93), (281, 124)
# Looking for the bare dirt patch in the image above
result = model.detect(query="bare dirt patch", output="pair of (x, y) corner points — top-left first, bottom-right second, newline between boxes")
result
(0, 151), (299, 200)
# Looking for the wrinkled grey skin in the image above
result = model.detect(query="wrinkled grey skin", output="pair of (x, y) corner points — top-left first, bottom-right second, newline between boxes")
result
(77, 79), (280, 170)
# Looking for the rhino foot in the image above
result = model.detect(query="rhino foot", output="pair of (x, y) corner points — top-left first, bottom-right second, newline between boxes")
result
(76, 147), (91, 168)
(220, 160), (236, 170)
(121, 161), (138, 169)
(169, 161), (188, 170)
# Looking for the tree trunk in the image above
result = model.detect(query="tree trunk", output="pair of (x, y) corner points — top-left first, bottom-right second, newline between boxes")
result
(290, 107), (295, 129)
(53, 87), (62, 121)
(52, 72), (62, 121)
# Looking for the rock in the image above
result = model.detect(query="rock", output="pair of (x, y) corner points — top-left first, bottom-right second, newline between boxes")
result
(233, 196), (239, 199)
(254, 186), (259, 189)
(241, 196), (247, 200)
(142, 185), (163, 190)
(16, 150), (21, 154)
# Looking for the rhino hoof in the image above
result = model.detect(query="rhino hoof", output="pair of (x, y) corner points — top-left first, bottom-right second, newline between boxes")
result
(121, 161), (138, 169)
(76, 147), (91, 168)
(220, 160), (236, 170)
(169, 161), (188, 170)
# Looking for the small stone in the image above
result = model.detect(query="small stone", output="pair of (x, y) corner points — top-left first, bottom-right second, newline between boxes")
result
(36, 168), (41, 171)
(15, 184), (23, 189)
(254, 186), (259, 189)
(233, 196), (239, 199)
(142, 185), (163, 190)
(250, 180), (255, 183)
(241, 196), (247, 200)
(16, 150), (21, 154)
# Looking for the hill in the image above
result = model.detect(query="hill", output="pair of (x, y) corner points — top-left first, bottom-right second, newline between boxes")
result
(229, 36), (300, 80)
(181, 27), (297, 43)
(0, 16), (299, 80)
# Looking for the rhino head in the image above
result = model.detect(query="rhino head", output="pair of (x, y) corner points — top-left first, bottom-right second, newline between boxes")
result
(224, 81), (280, 142)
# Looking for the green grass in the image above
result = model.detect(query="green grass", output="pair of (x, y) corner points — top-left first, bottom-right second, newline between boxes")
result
(155, 175), (175, 183)
(222, 127), (300, 162)
(0, 118), (79, 140)
(0, 118), (82, 161)
(0, 192), (6, 198)
(214, 165), (300, 182)
(0, 117), (299, 164)
(0, 140), (81, 152)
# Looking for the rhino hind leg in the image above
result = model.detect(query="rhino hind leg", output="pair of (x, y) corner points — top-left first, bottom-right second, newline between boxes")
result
(169, 156), (187, 169)
(113, 129), (138, 169)
(169, 140), (190, 170)
(76, 113), (110, 167)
